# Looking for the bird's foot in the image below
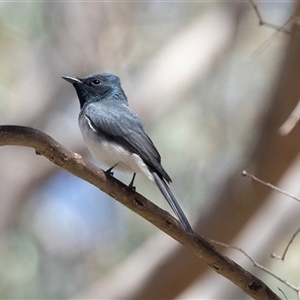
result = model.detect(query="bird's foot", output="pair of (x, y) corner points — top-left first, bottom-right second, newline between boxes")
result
(105, 165), (117, 176)
(128, 173), (136, 191)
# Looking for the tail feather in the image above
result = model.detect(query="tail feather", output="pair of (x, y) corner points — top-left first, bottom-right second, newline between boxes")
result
(152, 172), (193, 233)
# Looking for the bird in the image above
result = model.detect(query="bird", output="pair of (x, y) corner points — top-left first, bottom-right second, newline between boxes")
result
(62, 73), (193, 233)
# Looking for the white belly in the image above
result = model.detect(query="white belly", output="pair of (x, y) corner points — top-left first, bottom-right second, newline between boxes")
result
(79, 115), (154, 181)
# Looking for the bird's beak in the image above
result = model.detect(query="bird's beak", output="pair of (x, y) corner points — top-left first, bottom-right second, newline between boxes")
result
(62, 76), (82, 84)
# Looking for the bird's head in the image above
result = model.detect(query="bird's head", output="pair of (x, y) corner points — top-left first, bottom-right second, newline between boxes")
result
(62, 73), (127, 109)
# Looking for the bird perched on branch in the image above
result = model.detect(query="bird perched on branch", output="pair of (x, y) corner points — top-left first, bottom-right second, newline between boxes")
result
(63, 73), (193, 233)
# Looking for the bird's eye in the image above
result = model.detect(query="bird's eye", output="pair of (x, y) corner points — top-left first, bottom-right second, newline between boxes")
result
(91, 79), (101, 86)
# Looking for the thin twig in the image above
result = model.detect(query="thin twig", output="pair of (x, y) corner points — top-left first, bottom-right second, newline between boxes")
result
(249, 0), (295, 58)
(278, 287), (288, 300)
(242, 170), (300, 203)
(250, 15), (294, 58)
(249, 0), (293, 35)
(210, 239), (299, 293)
(271, 227), (300, 261)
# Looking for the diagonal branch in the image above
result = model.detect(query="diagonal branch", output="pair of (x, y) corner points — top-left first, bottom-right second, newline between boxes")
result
(0, 125), (281, 300)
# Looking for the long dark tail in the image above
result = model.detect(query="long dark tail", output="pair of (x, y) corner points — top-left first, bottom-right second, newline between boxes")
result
(152, 172), (193, 233)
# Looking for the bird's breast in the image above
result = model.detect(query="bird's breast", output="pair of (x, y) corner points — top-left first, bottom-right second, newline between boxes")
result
(78, 114), (153, 181)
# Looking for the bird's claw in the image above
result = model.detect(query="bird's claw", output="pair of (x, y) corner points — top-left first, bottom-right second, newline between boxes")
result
(105, 165), (116, 176)
(105, 170), (114, 176)
(128, 183), (136, 191)
(128, 173), (136, 191)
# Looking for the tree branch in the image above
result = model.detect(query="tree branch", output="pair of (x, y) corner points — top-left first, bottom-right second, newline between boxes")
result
(0, 125), (281, 300)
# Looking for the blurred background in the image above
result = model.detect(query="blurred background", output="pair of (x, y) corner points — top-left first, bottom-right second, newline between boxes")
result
(1, 1), (300, 299)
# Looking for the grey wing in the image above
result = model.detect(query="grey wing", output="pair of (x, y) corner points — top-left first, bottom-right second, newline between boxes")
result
(85, 103), (172, 182)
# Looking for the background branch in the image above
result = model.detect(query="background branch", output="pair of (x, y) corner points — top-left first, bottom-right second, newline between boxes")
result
(210, 239), (299, 293)
(0, 125), (281, 300)
(249, 0), (293, 35)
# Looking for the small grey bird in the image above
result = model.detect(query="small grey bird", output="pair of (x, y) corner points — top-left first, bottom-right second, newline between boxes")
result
(62, 73), (193, 233)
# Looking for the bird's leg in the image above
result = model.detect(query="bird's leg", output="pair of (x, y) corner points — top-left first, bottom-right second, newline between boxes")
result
(128, 173), (136, 191)
(105, 164), (117, 176)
